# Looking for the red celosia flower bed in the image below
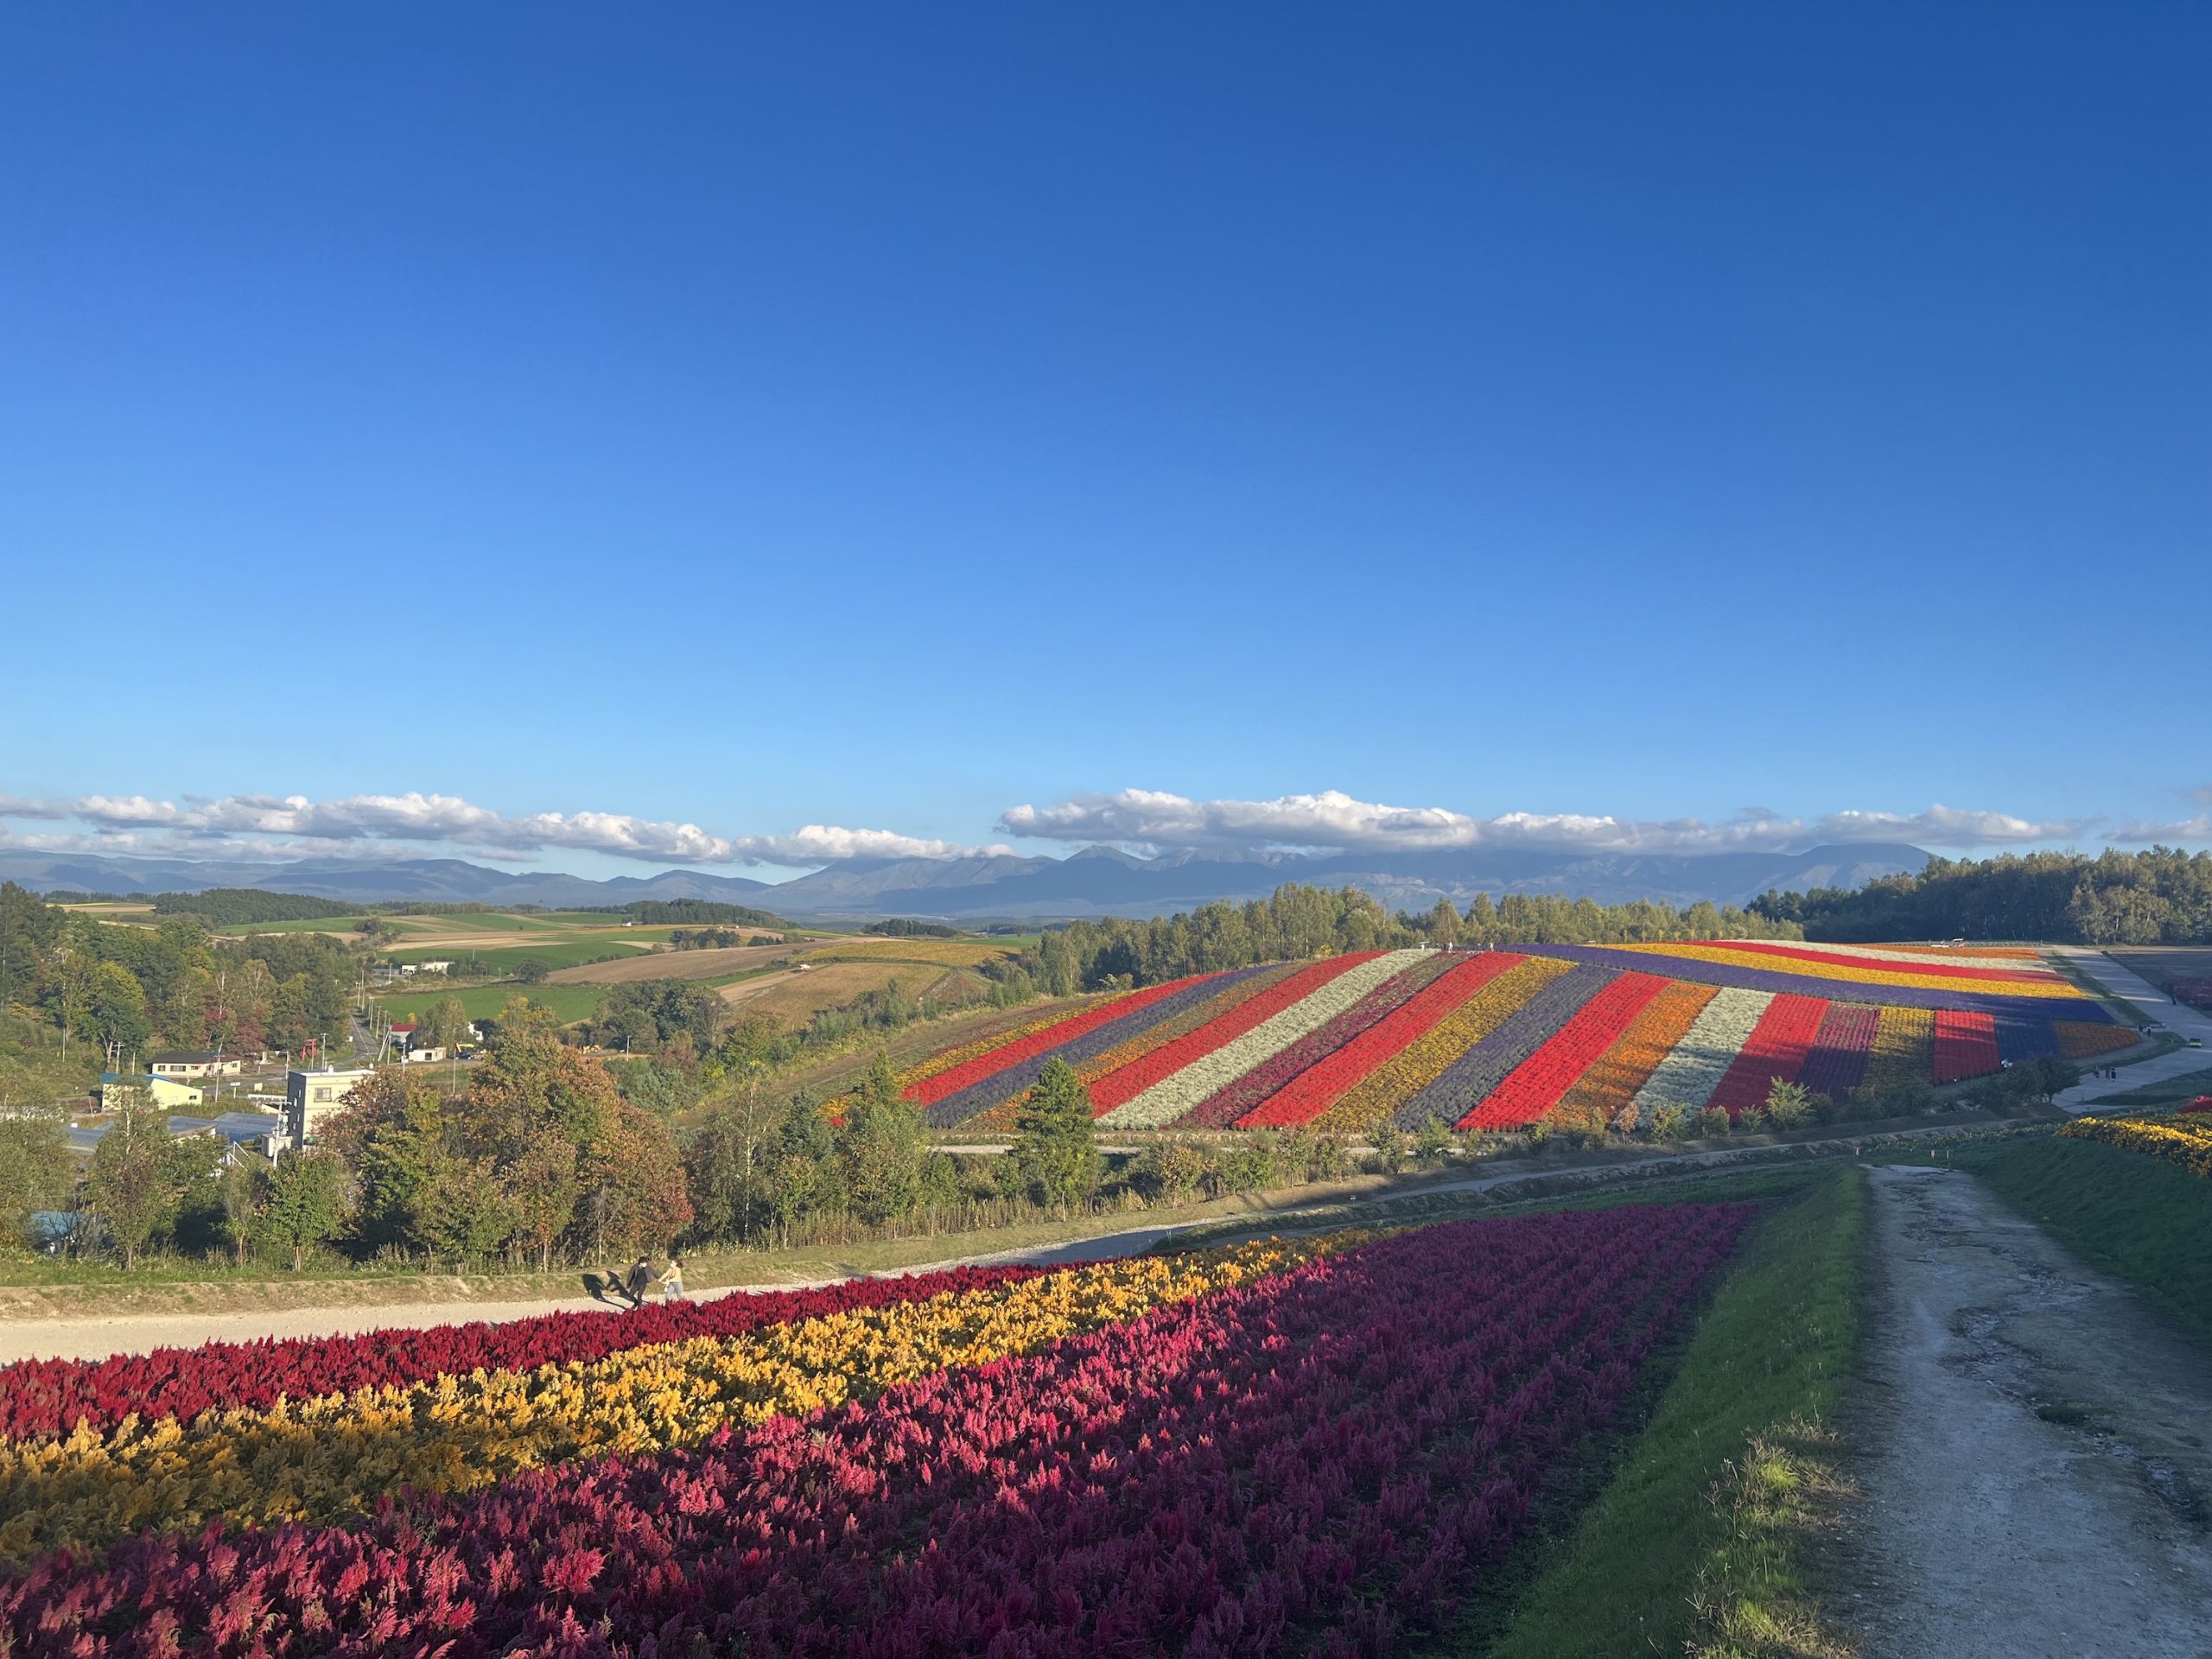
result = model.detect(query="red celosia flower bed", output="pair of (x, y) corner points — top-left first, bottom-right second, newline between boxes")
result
(0, 1263), (1053, 1440)
(1460, 971), (1670, 1130)
(1084, 953), (1383, 1114)
(1704, 994), (1829, 1121)
(0, 1205), (1746, 1658)
(1931, 1008), (2004, 1084)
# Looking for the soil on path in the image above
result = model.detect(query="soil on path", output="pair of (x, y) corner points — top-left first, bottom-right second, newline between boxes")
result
(1846, 1165), (2212, 1657)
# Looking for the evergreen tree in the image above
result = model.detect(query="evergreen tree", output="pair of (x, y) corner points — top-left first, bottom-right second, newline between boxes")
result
(838, 1052), (931, 1226)
(1008, 1057), (1102, 1216)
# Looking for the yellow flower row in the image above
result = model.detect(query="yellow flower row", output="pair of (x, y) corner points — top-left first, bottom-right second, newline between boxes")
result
(0, 1235), (1351, 1561)
(1858, 1004), (1934, 1097)
(1318, 957), (1573, 1135)
(2059, 1114), (2212, 1178)
(895, 1003), (1091, 1090)
(1617, 944), (2086, 1000)
(964, 963), (1311, 1133)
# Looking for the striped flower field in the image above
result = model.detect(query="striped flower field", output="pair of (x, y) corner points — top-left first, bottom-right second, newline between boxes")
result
(902, 940), (2133, 1133)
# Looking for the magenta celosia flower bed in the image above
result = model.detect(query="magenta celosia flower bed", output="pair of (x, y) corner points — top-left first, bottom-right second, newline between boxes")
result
(0, 1262), (1052, 1439)
(0, 1204), (1747, 1657)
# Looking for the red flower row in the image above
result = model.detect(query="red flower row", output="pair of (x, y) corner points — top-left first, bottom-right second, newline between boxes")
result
(1706, 994), (1829, 1121)
(0, 1263), (1052, 1441)
(1459, 972), (1669, 1130)
(1, 1205), (1748, 1658)
(1932, 1008), (2003, 1083)
(1084, 953), (1383, 1114)
(1237, 953), (1520, 1128)
(905, 976), (1199, 1107)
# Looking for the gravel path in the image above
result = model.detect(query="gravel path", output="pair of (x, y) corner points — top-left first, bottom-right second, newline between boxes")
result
(0, 1126), (2011, 1367)
(1847, 1166), (2212, 1657)
(2052, 948), (2212, 1111)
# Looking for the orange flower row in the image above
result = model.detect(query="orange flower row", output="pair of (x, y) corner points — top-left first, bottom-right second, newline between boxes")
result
(1563, 979), (1719, 1132)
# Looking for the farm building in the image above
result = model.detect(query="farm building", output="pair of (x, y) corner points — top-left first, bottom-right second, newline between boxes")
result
(148, 1051), (245, 1080)
(98, 1073), (203, 1110)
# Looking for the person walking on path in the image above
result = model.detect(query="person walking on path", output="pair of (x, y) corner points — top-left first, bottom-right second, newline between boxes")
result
(623, 1256), (654, 1308)
(659, 1258), (687, 1303)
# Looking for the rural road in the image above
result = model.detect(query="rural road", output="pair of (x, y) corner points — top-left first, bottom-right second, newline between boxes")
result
(0, 1123), (2006, 1366)
(2054, 949), (2212, 1111)
(1847, 1165), (2212, 1657)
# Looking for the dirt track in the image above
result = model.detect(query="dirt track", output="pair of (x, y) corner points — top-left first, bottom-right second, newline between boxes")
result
(1846, 1166), (2212, 1656)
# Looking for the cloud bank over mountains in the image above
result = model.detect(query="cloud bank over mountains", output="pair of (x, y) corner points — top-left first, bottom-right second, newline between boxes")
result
(0, 792), (1007, 868)
(0, 783), (2202, 874)
(996, 790), (2096, 858)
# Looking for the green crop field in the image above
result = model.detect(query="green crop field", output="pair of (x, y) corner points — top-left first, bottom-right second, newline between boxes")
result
(374, 982), (607, 1024)
(386, 938), (652, 972)
(219, 915), (372, 936)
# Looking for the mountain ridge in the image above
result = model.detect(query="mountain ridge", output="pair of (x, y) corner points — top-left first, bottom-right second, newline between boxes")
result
(0, 841), (1926, 918)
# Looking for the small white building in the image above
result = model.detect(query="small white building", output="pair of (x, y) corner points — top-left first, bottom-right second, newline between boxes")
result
(148, 1051), (244, 1080)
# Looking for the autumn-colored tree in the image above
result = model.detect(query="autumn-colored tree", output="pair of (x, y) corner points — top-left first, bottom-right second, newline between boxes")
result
(582, 1103), (692, 1261)
(505, 1127), (582, 1272)
(324, 1067), (453, 1258)
(464, 999), (620, 1156)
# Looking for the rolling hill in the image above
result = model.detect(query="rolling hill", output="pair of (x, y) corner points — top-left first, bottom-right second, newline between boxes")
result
(894, 940), (2138, 1134)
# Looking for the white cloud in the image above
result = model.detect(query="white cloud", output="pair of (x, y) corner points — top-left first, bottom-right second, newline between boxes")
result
(2109, 815), (2212, 844)
(0, 791), (1000, 866)
(999, 788), (2093, 857)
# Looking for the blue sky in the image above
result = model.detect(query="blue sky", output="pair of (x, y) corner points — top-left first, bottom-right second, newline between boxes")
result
(3, 4), (2207, 879)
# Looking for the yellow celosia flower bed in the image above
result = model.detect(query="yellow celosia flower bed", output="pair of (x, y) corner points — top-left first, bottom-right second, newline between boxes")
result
(2058, 1113), (2212, 1178)
(0, 1234), (1348, 1560)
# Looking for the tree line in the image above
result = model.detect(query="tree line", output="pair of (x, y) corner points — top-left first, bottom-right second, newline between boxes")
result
(1014, 882), (1802, 995)
(149, 889), (357, 925)
(2, 883), (358, 1093)
(1751, 848), (2212, 944)
(59, 999), (694, 1273)
(591, 899), (791, 928)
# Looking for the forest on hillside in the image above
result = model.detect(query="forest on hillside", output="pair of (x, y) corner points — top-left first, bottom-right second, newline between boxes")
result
(1751, 848), (2212, 944)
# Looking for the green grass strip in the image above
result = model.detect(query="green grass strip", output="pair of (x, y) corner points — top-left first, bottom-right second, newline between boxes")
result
(1953, 1133), (2212, 1351)
(1487, 1165), (1865, 1658)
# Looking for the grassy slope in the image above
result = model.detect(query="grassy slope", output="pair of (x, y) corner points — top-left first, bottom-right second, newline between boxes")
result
(2094, 1065), (2212, 1109)
(1486, 1166), (1864, 1658)
(1953, 1132), (2212, 1351)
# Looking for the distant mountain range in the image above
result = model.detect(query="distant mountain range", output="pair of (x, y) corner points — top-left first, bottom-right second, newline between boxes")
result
(0, 842), (1929, 919)
(0, 853), (772, 910)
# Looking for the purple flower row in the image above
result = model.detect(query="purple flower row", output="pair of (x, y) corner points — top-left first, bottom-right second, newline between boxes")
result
(923, 963), (1280, 1126)
(1396, 964), (1617, 1133)
(1508, 944), (2113, 1022)
(1796, 1001), (1879, 1099)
